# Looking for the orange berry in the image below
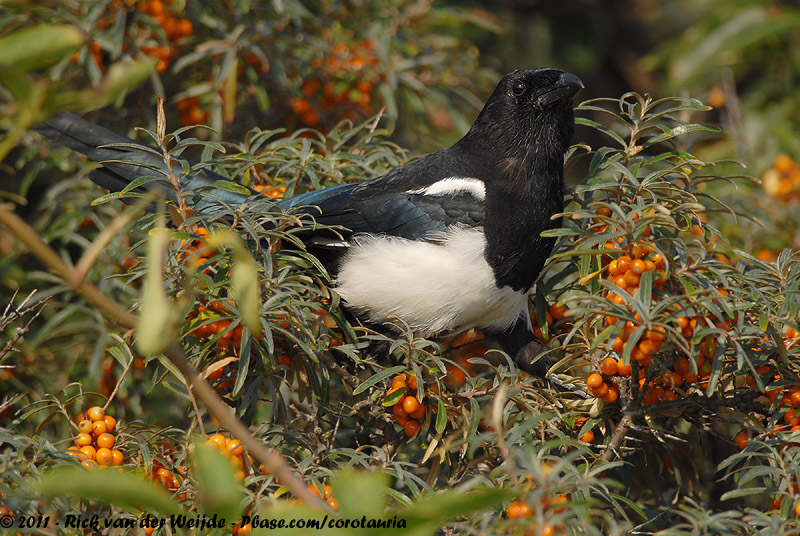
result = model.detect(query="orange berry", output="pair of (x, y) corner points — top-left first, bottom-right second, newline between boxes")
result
(404, 418), (421, 437)
(550, 303), (568, 321)
(78, 419), (93, 434)
(176, 18), (193, 37)
(506, 501), (523, 519)
(393, 401), (408, 418)
(409, 403), (426, 420)
(326, 497), (339, 511)
(80, 445), (97, 460)
(608, 260), (620, 277)
(587, 373), (604, 388)
(775, 154), (795, 174)
(95, 447), (113, 465)
(638, 339), (658, 355)
(227, 439), (244, 457)
(103, 415), (116, 432)
(75, 433), (93, 447)
(407, 374), (418, 391)
(92, 420), (107, 436)
(595, 207), (612, 218)
(611, 337), (625, 353)
(617, 256), (632, 274)
(207, 433), (227, 449)
(591, 382), (609, 398)
(631, 259), (646, 274)
(616, 359), (632, 376)
(402, 396), (420, 415)
(624, 270), (641, 287)
(791, 391), (800, 406)
(390, 375), (407, 390)
(87, 406), (105, 422)
(603, 386), (619, 403)
(110, 449), (124, 466)
(646, 326), (666, 342)
(735, 432), (749, 450)
(96, 432), (115, 449)
(599, 358), (618, 376)
(580, 430), (595, 442)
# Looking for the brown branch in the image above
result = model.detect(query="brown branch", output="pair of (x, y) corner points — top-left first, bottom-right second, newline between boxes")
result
(103, 353), (135, 410)
(0, 206), (327, 510)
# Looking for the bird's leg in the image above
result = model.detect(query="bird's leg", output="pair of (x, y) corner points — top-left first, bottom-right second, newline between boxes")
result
(499, 317), (551, 377)
(500, 317), (589, 397)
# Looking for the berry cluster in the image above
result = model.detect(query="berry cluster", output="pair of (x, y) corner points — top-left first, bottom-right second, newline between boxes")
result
(442, 329), (487, 388)
(178, 226), (212, 270)
(287, 483), (339, 511)
(575, 416), (597, 443)
(531, 302), (571, 343)
(175, 97), (209, 127)
(232, 510), (252, 535)
(67, 406), (123, 469)
(388, 373), (426, 437)
(763, 154), (800, 201)
(585, 206), (740, 404)
(292, 39), (381, 128)
(251, 184), (286, 199)
(205, 433), (249, 482)
(152, 462), (185, 492)
(504, 493), (569, 536)
(71, 0), (193, 74)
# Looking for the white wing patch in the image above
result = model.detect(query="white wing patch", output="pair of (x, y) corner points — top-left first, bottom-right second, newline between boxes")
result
(409, 177), (485, 200)
(334, 227), (527, 335)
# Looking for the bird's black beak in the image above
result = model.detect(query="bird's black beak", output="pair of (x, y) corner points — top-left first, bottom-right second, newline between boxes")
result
(537, 72), (584, 106)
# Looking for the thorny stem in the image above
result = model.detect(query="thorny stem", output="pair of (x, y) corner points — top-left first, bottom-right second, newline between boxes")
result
(0, 206), (328, 510)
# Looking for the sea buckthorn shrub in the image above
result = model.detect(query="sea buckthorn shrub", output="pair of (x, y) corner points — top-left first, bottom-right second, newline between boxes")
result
(2, 4), (800, 534)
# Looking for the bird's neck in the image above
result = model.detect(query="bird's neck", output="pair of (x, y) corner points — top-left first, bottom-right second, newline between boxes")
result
(458, 131), (566, 292)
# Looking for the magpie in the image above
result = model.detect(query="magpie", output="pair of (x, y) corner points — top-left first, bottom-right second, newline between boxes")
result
(37, 67), (582, 376)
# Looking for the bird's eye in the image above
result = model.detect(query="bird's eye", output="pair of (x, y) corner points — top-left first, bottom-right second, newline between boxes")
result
(511, 80), (526, 96)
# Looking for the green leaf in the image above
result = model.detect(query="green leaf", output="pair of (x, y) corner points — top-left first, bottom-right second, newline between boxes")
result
(0, 25), (83, 71)
(435, 397), (447, 434)
(332, 470), (388, 519)
(38, 467), (181, 515)
(397, 484), (512, 536)
(353, 365), (407, 395)
(192, 442), (246, 520)
(382, 384), (407, 407)
(136, 226), (175, 356)
(211, 180), (252, 195)
(231, 249), (262, 335)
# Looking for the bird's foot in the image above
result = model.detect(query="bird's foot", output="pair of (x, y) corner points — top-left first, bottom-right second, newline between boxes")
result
(514, 340), (590, 398)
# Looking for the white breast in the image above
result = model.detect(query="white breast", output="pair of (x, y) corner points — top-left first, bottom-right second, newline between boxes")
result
(334, 227), (529, 335)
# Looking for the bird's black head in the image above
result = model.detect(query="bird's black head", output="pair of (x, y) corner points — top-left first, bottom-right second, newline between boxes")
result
(462, 67), (583, 186)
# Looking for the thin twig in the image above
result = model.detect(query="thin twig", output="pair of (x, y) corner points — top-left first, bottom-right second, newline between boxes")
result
(103, 354), (136, 410)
